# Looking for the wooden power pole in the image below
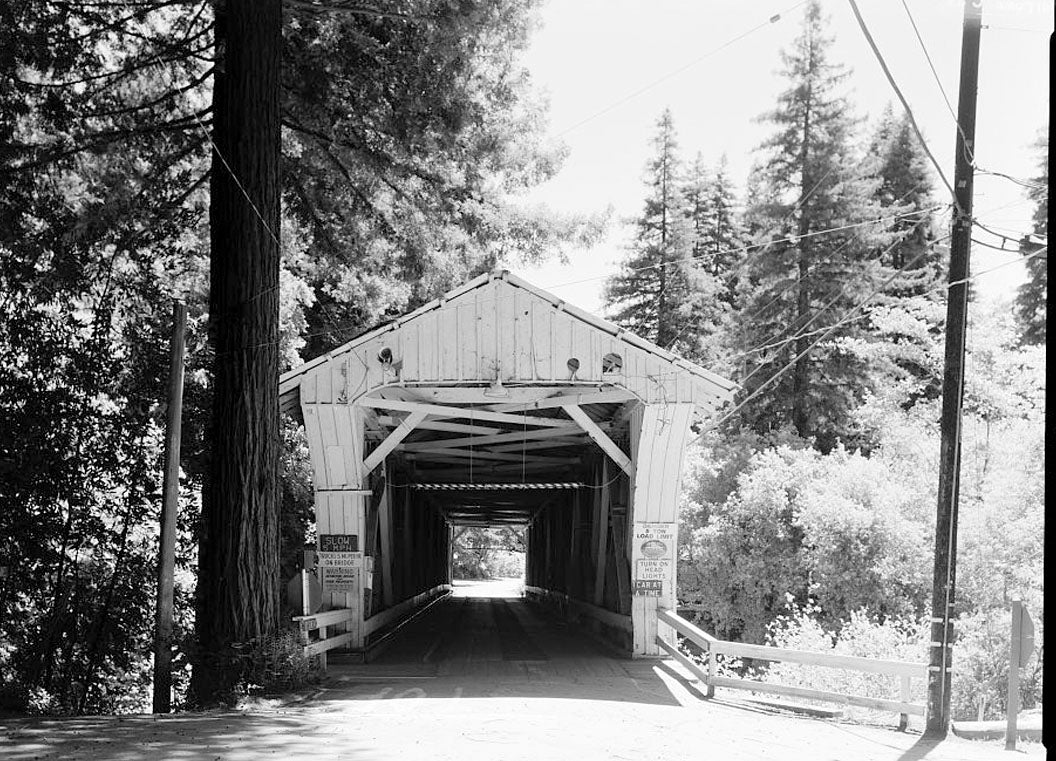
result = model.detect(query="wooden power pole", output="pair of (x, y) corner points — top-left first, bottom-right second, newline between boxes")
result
(153, 301), (187, 713)
(925, 0), (982, 738)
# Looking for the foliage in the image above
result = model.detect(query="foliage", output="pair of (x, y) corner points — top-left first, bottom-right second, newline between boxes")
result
(679, 154), (745, 365)
(680, 295), (1044, 722)
(762, 601), (929, 714)
(605, 109), (707, 355)
(232, 629), (320, 697)
(731, 0), (888, 453)
(951, 607), (1044, 721)
(679, 442), (932, 644)
(451, 526), (525, 580)
(1014, 128), (1048, 345)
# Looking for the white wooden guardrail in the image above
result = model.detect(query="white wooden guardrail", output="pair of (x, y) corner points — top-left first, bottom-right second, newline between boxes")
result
(657, 609), (928, 729)
(291, 608), (355, 669)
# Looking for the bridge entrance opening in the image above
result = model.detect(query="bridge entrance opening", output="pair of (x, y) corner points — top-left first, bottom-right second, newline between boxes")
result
(449, 523), (526, 595)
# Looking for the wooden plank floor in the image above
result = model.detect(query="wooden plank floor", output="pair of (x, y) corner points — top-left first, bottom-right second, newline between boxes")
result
(326, 580), (674, 704)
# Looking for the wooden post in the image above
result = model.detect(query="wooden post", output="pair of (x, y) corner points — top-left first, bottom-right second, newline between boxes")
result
(706, 644), (716, 699)
(1005, 600), (1023, 750)
(926, 0), (981, 738)
(592, 460), (610, 607)
(152, 301), (186, 714)
(300, 569), (310, 617)
(899, 675), (912, 731)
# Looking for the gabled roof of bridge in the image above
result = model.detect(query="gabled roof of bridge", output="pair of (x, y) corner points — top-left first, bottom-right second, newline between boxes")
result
(279, 269), (737, 413)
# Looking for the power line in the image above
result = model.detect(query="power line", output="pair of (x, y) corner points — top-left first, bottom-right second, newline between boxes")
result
(555, 2), (806, 137)
(737, 179), (941, 329)
(730, 215), (947, 375)
(688, 243), (1047, 447)
(900, 0), (970, 161)
(846, 0), (957, 202)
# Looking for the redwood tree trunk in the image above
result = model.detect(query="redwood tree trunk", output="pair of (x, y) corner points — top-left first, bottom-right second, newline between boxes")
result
(193, 0), (282, 704)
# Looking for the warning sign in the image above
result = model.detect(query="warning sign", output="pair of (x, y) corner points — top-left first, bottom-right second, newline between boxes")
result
(318, 540), (362, 593)
(318, 551), (362, 568)
(632, 523), (676, 598)
(633, 580), (663, 596)
(319, 534), (358, 553)
(321, 566), (357, 593)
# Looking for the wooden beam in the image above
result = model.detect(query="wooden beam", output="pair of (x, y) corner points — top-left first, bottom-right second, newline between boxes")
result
(378, 479), (394, 609)
(377, 416), (503, 436)
(593, 460), (610, 607)
(397, 387), (559, 405)
(400, 426), (588, 452)
(406, 449), (579, 465)
(486, 438), (586, 453)
(563, 404), (634, 477)
(361, 410), (427, 477)
(409, 465), (570, 479)
(359, 397), (576, 429)
(486, 389), (637, 413)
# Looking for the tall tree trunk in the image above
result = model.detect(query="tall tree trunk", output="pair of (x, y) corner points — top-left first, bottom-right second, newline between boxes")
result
(192, 0), (282, 704)
(791, 88), (813, 440)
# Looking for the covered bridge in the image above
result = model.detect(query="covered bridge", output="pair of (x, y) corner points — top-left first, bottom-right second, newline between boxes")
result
(278, 269), (737, 657)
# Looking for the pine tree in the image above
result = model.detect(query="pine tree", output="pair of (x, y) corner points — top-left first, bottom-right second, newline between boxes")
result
(732, 0), (884, 452)
(604, 109), (694, 352)
(852, 105), (948, 414)
(870, 106), (944, 294)
(190, 0), (283, 705)
(1015, 130), (1048, 345)
(681, 154), (744, 364)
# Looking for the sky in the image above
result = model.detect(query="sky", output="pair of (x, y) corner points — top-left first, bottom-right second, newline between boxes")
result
(511, 0), (1051, 316)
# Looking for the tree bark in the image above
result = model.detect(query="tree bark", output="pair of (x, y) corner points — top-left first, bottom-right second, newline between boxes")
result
(192, 0), (282, 704)
(792, 77), (814, 440)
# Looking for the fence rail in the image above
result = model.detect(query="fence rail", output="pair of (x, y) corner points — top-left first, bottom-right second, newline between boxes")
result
(657, 609), (927, 729)
(292, 608), (355, 667)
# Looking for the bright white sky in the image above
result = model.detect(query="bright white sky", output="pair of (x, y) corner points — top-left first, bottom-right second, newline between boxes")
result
(512, 0), (1051, 316)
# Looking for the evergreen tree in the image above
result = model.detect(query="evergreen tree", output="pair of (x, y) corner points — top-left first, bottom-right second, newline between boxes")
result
(1015, 130), (1048, 345)
(870, 106), (944, 292)
(680, 154), (744, 364)
(855, 106), (947, 414)
(732, 0), (884, 453)
(604, 109), (695, 352)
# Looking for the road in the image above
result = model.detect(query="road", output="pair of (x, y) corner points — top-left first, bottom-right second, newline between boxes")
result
(1, 580), (1043, 760)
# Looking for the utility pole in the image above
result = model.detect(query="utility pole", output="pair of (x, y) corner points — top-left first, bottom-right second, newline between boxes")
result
(153, 301), (187, 713)
(925, 0), (981, 738)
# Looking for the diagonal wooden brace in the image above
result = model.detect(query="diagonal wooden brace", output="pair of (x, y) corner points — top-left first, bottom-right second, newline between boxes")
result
(562, 404), (634, 477)
(361, 410), (427, 479)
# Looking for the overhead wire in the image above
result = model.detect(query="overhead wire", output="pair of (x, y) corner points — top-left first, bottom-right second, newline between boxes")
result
(554, 2), (807, 137)
(688, 243), (1048, 447)
(846, 0), (956, 203)
(735, 178), (940, 331)
(730, 216), (949, 377)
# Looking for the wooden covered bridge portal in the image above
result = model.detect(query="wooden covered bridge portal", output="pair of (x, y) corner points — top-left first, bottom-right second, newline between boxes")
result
(279, 270), (736, 659)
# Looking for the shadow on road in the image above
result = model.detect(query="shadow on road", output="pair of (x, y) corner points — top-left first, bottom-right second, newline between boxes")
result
(0, 711), (372, 761)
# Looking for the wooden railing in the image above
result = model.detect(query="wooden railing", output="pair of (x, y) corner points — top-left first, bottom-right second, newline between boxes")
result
(292, 608), (355, 668)
(657, 609), (928, 729)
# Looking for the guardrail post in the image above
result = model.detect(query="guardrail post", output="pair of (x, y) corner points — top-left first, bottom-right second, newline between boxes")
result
(319, 625), (328, 670)
(706, 644), (716, 698)
(899, 675), (911, 730)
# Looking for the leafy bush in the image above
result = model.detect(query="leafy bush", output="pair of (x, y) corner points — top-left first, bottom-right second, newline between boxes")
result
(952, 607), (1044, 721)
(233, 629), (319, 696)
(762, 600), (929, 716)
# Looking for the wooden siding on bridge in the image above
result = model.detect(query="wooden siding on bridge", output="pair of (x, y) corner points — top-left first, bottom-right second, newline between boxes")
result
(280, 271), (736, 413)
